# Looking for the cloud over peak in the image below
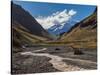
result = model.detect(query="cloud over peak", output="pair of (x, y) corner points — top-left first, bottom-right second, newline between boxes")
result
(35, 9), (77, 29)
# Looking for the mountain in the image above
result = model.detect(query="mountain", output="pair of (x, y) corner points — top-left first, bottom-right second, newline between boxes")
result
(11, 2), (52, 39)
(60, 7), (97, 48)
(12, 21), (49, 47)
(48, 20), (77, 35)
(11, 2), (53, 47)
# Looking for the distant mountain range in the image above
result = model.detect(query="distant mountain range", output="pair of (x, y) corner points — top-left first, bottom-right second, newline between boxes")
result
(48, 21), (77, 35)
(48, 23), (71, 35)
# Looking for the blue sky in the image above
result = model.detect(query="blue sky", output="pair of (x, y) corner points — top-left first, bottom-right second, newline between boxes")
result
(13, 1), (96, 29)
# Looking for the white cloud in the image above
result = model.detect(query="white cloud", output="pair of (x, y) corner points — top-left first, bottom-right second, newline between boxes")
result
(35, 9), (77, 29)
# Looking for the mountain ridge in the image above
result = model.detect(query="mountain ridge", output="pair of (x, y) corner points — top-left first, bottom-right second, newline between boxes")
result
(59, 7), (97, 48)
(11, 2), (53, 47)
(12, 2), (52, 39)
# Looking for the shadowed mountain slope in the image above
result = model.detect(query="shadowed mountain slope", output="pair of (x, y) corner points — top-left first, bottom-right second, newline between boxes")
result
(11, 2), (54, 47)
(12, 2), (52, 39)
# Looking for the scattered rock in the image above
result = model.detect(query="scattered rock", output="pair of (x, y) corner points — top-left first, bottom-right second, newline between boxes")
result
(55, 48), (60, 50)
(74, 49), (84, 55)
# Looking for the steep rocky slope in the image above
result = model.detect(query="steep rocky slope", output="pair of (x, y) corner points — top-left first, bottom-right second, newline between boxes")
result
(60, 7), (97, 48)
(12, 2), (52, 39)
(11, 2), (55, 48)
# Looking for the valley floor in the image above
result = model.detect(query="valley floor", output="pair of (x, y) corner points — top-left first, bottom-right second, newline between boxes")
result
(12, 45), (97, 74)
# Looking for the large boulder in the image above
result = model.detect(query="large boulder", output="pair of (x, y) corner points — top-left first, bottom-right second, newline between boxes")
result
(74, 48), (84, 55)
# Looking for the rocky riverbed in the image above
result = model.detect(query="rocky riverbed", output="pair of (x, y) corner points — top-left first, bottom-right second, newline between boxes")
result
(12, 46), (97, 74)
